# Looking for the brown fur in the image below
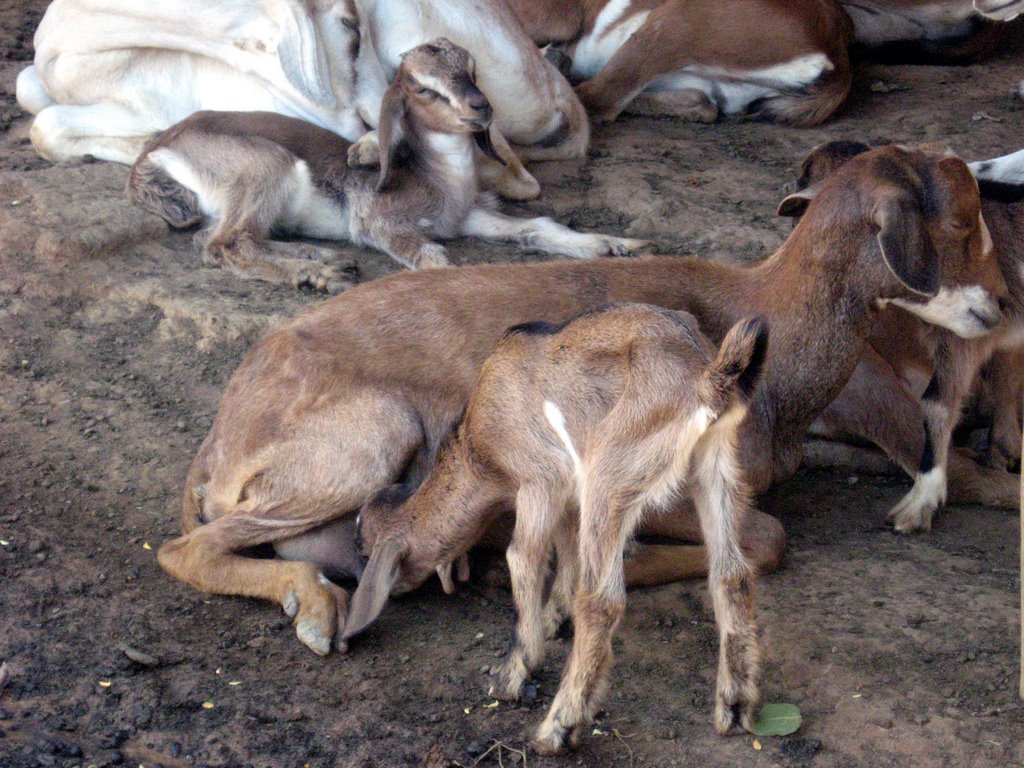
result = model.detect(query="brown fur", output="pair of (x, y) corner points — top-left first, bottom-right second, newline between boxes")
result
(505, 0), (853, 125)
(155, 145), (1003, 657)
(789, 140), (1018, 531)
(346, 306), (768, 752)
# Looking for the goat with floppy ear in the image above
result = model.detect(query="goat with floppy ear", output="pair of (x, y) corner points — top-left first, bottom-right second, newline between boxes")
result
(345, 305), (769, 753)
(158, 144), (1002, 659)
(128, 38), (649, 289)
(781, 140), (1016, 532)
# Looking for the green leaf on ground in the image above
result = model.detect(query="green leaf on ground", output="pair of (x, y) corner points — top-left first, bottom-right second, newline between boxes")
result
(751, 703), (802, 736)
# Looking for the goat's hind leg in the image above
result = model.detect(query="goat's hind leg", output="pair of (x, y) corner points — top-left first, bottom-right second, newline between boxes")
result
(30, 103), (153, 164)
(533, 489), (638, 754)
(461, 208), (650, 260)
(690, 430), (762, 734)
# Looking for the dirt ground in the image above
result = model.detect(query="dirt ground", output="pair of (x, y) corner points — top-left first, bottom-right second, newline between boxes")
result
(1, 2), (1023, 767)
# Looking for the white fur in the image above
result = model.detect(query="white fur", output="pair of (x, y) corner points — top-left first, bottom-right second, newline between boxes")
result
(648, 53), (834, 115)
(572, 3), (651, 79)
(280, 161), (352, 240)
(889, 465), (946, 532)
(149, 147), (223, 217)
(544, 400), (583, 482)
(889, 285), (1002, 339)
(970, 148), (1024, 185)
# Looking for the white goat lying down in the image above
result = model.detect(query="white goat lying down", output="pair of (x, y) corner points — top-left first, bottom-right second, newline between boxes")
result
(16, 0), (587, 187)
(347, 304), (769, 753)
(128, 40), (647, 289)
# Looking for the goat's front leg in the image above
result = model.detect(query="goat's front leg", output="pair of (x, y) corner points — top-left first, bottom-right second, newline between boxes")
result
(461, 208), (650, 260)
(889, 336), (989, 532)
(363, 224), (450, 270)
(691, 432), (762, 734)
(475, 125), (541, 201)
(491, 484), (562, 701)
(979, 346), (1024, 470)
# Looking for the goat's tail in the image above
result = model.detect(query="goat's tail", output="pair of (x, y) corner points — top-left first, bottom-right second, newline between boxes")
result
(704, 316), (769, 412)
(127, 154), (204, 229)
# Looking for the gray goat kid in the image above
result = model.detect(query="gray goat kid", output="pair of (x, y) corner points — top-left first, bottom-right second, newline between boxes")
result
(128, 38), (647, 291)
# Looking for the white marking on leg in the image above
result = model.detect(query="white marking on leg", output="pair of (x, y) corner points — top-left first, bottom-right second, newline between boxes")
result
(889, 465), (946, 532)
(970, 148), (1024, 184)
(572, 3), (651, 79)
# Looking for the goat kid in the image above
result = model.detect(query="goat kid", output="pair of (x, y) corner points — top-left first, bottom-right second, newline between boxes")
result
(785, 140), (1015, 531)
(345, 306), (768, 753)
(157, 145), (999, 657)
(127, 40), (647, 290)
(506, 0), (853, 125)
(16, 0), (586, 196)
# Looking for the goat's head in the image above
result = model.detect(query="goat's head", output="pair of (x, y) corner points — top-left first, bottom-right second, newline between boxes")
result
(376, 38), (497, 191)
(779, 142), (1007, 339)
(973, 0), (1023, 21)
(342, 483), (448, 640)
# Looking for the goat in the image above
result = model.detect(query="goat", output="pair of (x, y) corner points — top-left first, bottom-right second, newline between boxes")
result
(156, 145), (1001, 658)
(504, 0), (854, 125)
(783, 140), (1018, 531)
(126, 40), (647, 291)
(839, 0), (1023, 53)
(344, 305), (768, 753)
(15, 0), (586, 196)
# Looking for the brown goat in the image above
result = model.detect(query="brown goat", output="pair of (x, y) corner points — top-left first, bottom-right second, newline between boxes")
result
(785, 140), (1016, 531)
(128, 39), (646, 292)
(346, 305), (768, 752)
(157, 145), (1002, 656)
(505, 0), (853, 126)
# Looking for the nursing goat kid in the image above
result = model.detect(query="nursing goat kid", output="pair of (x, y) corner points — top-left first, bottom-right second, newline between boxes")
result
(156, 145), (1003, 660)
(506, 0), (854, 125)
(127, 40), (646, 289)
(346, 305), (769, 753)
(786, 141), (1016, 532)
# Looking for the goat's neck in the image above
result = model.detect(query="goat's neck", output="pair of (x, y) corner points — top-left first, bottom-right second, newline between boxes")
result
(401, 429), (506, 577)
(406, 121), (479, 198)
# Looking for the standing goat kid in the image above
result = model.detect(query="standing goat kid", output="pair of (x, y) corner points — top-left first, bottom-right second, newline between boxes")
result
(347, 305), (768, 753)
(128, 39), (646, 290)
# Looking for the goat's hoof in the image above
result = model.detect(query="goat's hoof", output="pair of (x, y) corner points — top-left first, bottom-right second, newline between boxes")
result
(887, 498), (936, 533)
(296, 618), (332, 656)
(714, 697), (755, 735)
(605, 238), (652, 257)
(488, 681), (523, 702)
(530, 732), (567, 756)
(348, 133), (381, 168)
(411, 244), (450, 270)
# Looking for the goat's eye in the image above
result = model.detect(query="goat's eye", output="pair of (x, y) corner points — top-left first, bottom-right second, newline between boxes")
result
(415, 86), (440, 99)
(341, 16), (357, 30)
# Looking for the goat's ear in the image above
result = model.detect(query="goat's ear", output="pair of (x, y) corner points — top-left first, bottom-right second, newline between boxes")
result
(376, 86), (407, 193)
(474, 126), (503, 164)
(707, 315), (769, 404)
(776, 187), (818, 218)
(342, 536), (408, 640)
(874, 193), (940, 297)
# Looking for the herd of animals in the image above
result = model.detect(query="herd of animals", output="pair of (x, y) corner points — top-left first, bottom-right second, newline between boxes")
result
(13, 0), (1024, 756)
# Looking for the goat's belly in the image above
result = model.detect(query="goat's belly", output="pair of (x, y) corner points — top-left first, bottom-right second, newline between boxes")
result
(278, 161), (351, 241)
(647, 54), (835, 114)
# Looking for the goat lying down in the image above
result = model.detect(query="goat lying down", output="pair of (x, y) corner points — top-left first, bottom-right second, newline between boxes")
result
(507, 0), (854, 126)
(128, 40), (647, 291)
(786, 141), (1019, 532)
(156, 145), (1002, 659)
(346, 305), (769, 753)
(16, 0), (587, 189)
